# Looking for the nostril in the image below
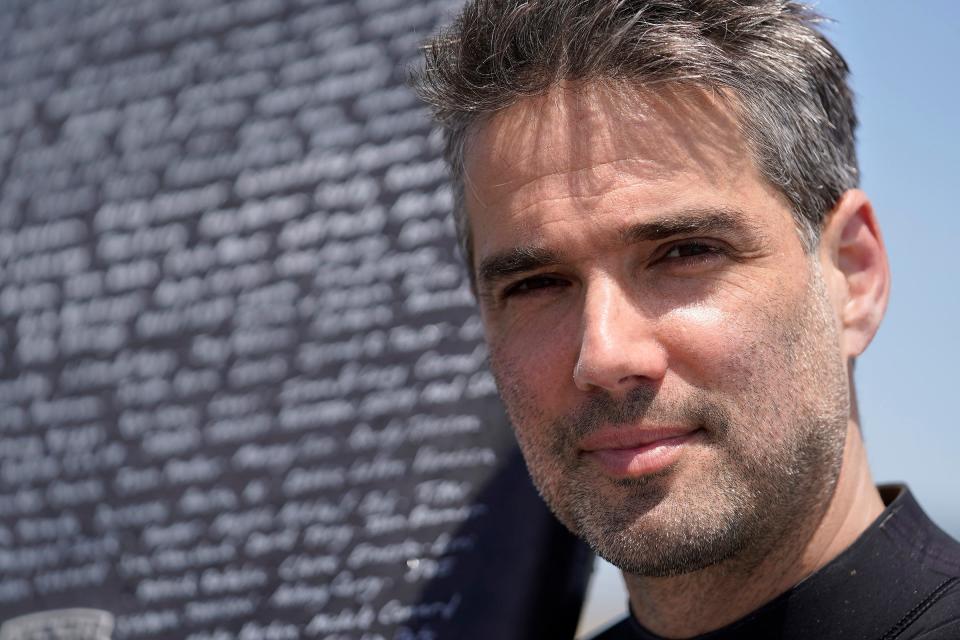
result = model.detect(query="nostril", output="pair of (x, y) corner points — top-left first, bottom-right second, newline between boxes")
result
(574, 280), (668, 392)
(573, 333), (668, 393)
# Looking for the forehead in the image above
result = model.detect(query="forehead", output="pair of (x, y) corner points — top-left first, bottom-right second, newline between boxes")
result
(462, 82), (796, 263)
(466, 82), (750, 191)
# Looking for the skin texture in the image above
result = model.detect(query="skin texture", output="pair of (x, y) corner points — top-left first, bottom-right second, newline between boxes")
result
(464, 83), (889, 637)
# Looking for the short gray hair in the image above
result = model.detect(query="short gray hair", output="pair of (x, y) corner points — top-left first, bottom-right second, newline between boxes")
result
(411, 0), (859, 277)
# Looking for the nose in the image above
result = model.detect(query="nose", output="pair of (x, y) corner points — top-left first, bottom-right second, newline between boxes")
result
(573, 277), (668, 394)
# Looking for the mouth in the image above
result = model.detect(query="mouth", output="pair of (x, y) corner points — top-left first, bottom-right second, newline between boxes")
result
(579, 427), (704, 478)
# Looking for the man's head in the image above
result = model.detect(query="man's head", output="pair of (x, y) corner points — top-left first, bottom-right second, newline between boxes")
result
(413, 1), (889, 577)
(415, 0), (859, 276)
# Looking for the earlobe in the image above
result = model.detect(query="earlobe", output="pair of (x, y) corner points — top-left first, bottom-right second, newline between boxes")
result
(819, 189), (891, 358)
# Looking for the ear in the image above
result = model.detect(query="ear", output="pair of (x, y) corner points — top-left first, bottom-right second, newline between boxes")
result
(817, 189), (891, 359)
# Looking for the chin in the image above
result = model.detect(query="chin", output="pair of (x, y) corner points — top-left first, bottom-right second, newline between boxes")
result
(547, 465), (758, 577)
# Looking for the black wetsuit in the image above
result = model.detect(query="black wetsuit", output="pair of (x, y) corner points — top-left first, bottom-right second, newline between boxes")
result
(591, 486), (960, 640)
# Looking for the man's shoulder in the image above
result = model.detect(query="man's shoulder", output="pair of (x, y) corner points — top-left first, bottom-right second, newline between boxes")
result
(896, 578), (960, 639)
(887, 488), (960, 637)
(796, 485), (960, 638)
(879, 485), (960, 578)
(582, 487), (960, 640)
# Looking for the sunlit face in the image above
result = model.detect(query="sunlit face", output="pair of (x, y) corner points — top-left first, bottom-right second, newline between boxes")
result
(465, 84), (850, 576)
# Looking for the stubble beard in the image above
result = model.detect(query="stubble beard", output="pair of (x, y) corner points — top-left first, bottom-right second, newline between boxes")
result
(494, 268), (850, 578)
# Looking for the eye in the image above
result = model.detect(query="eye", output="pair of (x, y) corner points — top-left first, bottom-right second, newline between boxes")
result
(502, 274), (567, 298)
(661, 241), (724, 262)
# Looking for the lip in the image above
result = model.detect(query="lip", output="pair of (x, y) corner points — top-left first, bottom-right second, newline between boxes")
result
(579, 427), (702, 478)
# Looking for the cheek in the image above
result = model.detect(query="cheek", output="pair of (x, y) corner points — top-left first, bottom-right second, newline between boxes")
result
(661, 303), (753, 377)
(660, 297), (797, 436)
(484, 301), (581, 397)
(487, 325), (577, 407)
(663, 304), (724, 334)
(485, 333), (571, 486)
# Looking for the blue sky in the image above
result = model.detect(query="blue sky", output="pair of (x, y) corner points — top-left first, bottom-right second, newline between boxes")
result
(816, 0), (960, 535)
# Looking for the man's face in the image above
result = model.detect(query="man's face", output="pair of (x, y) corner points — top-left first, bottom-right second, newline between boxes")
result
(465, 84), (851, 576)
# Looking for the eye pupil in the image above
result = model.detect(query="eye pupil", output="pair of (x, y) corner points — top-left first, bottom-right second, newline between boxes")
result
(518, 276), (552, 291)
(505, 275), (562, 298)
(670, 243), (713, 258)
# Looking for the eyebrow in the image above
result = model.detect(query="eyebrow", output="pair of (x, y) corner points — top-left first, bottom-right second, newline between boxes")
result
(476, 206), (764, 291)
(620, 206), (761, 244)
(477, 245), (560, 289)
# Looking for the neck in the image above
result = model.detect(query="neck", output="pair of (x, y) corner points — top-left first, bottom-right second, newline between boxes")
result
(623, 421), (884, 638)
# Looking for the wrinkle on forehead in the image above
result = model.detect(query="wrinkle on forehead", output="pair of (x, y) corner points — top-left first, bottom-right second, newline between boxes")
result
(463, 81), (753, 211)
